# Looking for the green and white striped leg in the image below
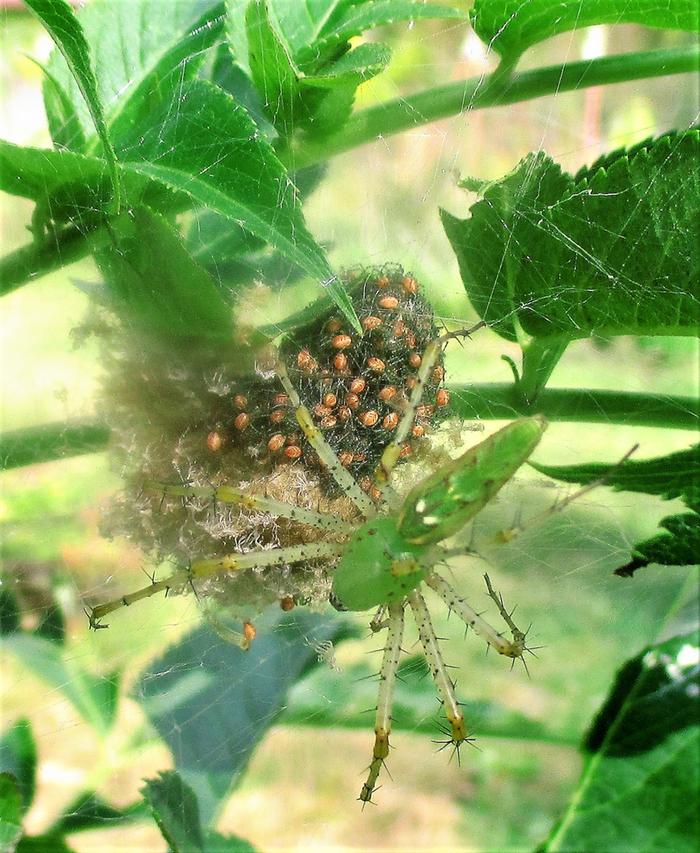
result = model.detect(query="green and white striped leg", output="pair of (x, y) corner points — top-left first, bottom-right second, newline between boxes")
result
(426, 571), (527, 660)
(147, 482), (355, 534)
(373, 323), (486, 495)
(276, 359), (377, 518)
(408, 589), (468, 748)
(360, 601), (405, 803)
(88, 540), (345, 628)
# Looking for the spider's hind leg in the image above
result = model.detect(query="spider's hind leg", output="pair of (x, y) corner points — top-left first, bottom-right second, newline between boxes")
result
(360, 602), (405, 804)
(426, 570), (536, 665)
(408, 589), (469, 750)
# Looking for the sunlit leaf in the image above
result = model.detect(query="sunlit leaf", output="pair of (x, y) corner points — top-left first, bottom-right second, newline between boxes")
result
(442, 129), (700, 342)
(544, 629), (700, 851)
(25, 0), (120, 207)
(471, 0), (700, 60)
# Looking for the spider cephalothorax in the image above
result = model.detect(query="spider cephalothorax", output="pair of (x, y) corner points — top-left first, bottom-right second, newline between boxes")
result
(92, 271), (549, 803)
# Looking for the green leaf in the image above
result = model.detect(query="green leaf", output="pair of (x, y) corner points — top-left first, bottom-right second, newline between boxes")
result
(0, 720), (36, 814)
(294, 42), (392, 137)
(282, 654), (557, 743)
(0, 773), (24, 853)
(616, 512), (700, 576)
(229, 0), (464, 71)
(141, 771), (256, 852)
(0, 421), (110, 471)
(16, 834), (76, 853)
(106, 2), (227, 147)
(203, 831), (257, 852)
(112, 78), (323, 272)
(243, 4), (389, 140)
(292, 0), (467, 65)
(0, 96), (358, 327)
(24, 0), (120, 208)
(48, 791), (146, 835)
(2, 634), (119, 735)
(301, 41), (391, 88)
(141, 771), (205, 853)
(46, 0), (224, 145)
(114, 78), (358, 330)
(0, 140), (174, 220)
(531, 444), (700, 507)
(471, 0), (700, 61)
(246, 0), (301, 137)
(544, 629), (700, 852)
(34, 61), (86, 152)
(187, 209), (267, 275)
(442, 129), (700, 343)
(137, 608), (352, 824)
(98, 207), (233, 343)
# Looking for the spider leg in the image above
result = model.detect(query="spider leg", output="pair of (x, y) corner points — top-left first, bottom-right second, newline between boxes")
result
(407, 589), (468, 748)
(426, 570), (529, 660)
(360, 602), (405, 804)
(369, 605), (389, 634)
(495, 444), (639, 544)
(146, 482), (355, 534)
(276, 358), (376, 518)
(373, 322), (486, 497)
(87, 541), (345, 628)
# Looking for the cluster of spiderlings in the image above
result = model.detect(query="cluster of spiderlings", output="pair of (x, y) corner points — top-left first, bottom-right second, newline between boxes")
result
(206, 266), (449, 493)
(97, 266), (448, 618)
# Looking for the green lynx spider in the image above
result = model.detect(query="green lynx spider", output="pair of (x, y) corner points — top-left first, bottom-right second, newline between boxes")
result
(88, 326), (585, 803)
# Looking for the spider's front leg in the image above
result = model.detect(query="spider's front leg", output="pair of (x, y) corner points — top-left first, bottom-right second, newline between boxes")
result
(87, 540), (346, 629)
(276, 357), (376, 519)
(372, 321), (485, 496)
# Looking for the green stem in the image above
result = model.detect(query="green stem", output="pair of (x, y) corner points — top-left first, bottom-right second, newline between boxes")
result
(519, 338), (570, 404)
(283, 44), (700, 169)
(3, 387), (696, 470)
(449, 385), (700, 431)
(0, 223), (110, 297)
(0, 421), (110, 470)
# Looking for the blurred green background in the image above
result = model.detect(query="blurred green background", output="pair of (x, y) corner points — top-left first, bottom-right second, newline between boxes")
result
(1, 7), (698, 851)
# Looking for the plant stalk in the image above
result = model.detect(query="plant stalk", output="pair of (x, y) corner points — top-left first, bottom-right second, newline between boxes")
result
(2, 387), (696, 470)
(283, 44), (700, 169)
(450, 384), (700, 431)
